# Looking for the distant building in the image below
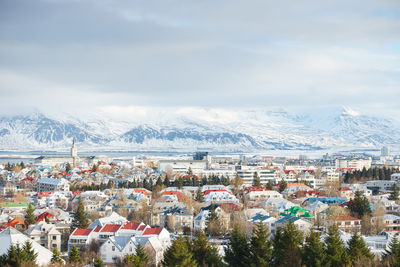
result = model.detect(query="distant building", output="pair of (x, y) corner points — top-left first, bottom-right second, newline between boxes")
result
(158, 160), (207, 174)
(381, 146), (390, 157)
(37, 177), (70, 192)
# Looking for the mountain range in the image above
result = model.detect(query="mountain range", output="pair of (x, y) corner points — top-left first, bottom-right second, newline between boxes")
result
(0, 107), (399, 152)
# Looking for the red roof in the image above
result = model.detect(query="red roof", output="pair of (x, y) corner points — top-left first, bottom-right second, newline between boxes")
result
(35, 191), (54, 197)
(284, 170), (296, 174)
(286, 183), (308, 187)
(138, 225), (146, 231)
(335, 215), (360, 221)
(121, 222), (141, 230)
(94, 226), (102, 232)
(142, 228), (162, 235)
(36, 211), (56, 222)
(162, 191), (184, 200)
(339, 187), (351, 191)
(134, 189), (151, 196)
(72, 228), (93, 236)
(100, 224), (121, 233)
(22, 176), (35, 182)
(72, 191), (83, 196)
(4, 218), (25, 228)
(203, 189), (231, 196)
(244, 186), (270, 193)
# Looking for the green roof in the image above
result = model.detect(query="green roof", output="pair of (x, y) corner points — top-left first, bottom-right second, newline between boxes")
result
(280, 206), (312, 218)
(0, 202), (29, 208)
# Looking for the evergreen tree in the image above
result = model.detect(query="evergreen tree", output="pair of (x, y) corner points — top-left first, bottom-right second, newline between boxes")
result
(279, 179), (287, 193)
(24, 203), (36, 226)
(250, 222), (272, 267)
(163, 176), (170, 187)
(224, 224), (251, 267)
(22, 241), (38, 263)
(177, 177), (183, 189)
(383, 237), (400, 266)
(348, 191), (372, 218)
(162, 236), (197, 267)
(324, 225), (350, 267)
(347, 232), (374, 265)
(51, 247), (63, 263)
(191, 231), (224, 267)
(272, 221), (303, 267)
(69, 245), (82, 263)
(187, 167), (193, 175)
(389, 184), (400, 201)
(71, 198), (89, 230)
(265, 181), (273, 190)
(302, 231), (325, 267)
(156, 176), (163, 187)
(125, 243), (149, 267)
(253, 172), (261, 186)
(65, 162), (71, 173)
(195, 185), (204, 202)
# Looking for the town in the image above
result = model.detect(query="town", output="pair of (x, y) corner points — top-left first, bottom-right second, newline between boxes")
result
(1, 141), (400, 266)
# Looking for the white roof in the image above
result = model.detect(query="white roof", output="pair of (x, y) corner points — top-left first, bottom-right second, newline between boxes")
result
(38, 177), (68, 185)
(0, 227), (53, 266)
(88, 212), (127, 228)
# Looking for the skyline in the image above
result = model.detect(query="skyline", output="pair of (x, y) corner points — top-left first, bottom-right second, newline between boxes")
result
(0, 0), (399, 117)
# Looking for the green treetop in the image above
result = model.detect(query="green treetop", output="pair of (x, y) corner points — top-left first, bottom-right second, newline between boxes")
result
(24, 203), (36, 226)
(224, 224), (251, 267)
(389, 184), (399, 201)
(71, 198), (89, 230)
(323, 225), (350, 267)
(347, 232), (374, 265)
(162, 236), (197, 267)
(250, 222), (272, 267)
(302, 231), (325, 267)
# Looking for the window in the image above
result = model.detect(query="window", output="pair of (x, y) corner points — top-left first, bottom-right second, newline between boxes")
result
(53, 236), (57, 240)
(112, 246), (115, 251)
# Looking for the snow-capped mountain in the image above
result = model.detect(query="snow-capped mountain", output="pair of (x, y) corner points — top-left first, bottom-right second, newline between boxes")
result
(0, 107), (399, 152)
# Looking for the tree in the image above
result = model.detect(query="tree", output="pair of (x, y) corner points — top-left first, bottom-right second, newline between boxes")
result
(348, 191), (372, 218)
(162, 236), (197, 267)
(71, 198), (89, 230)
(272, 221), (303, 267)
(69, 245), (82, 263)
(279, 179), (287, 193)
(187, 167), (193, 175)
(65, 162), (71, 173)
(302, 231), (325, 267)
(51, 247), (63, 263)
(191, 231), (224, 267)
(253, 172), (261, 186)
(0, 242), (38, 267)
(347, 232), (374, 265)
(250, 222), (272, 267)
(22, 241), (38, 263)
(206, 204), (223, 236)
(389, 184), (399, 201)
(324, 225), (350, 267)
(224, 224), (251, 267)
(94, 257), (104, 267)
(177, 177), (183, 189)
(383, 237), (400, 266)
(163, 176), (171, 187)
(265, 181), (273, 190)
(25, 203), (36, 226)
(125, 243), (149, 267)
(195, 185), (204, 202)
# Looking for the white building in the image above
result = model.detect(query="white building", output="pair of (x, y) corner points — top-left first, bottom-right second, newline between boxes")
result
(0, 227), (54, 266)
(158, 160), (207, 174)
(37, 177), (70, 192)
(25, 221), (62, 251)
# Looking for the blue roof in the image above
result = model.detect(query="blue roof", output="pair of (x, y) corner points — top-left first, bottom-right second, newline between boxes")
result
(276, 216), (301, 224)
(249, 213), (272, 222)
(306, 197), (346, 205)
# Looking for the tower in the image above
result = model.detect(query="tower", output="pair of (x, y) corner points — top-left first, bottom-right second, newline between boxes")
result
(71, 138), (78, 158)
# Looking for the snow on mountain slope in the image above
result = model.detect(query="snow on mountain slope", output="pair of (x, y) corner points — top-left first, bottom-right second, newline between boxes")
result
(0, 107), (399, 152)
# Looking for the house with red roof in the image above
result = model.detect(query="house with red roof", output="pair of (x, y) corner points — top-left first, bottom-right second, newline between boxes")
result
(35, 211), (59, 223)
(68, 227), (97, 252)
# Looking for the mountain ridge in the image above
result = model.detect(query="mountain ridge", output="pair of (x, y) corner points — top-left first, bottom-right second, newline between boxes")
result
(0, 107), (398, 152)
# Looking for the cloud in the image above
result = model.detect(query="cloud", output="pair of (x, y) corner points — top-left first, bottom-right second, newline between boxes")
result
(0, 0), (399, 116)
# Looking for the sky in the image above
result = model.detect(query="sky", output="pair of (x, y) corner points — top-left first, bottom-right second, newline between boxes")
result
(0, 0), (400, 118)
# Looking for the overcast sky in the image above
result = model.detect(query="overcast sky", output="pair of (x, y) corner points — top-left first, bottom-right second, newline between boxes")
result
(0, 0), (399, 117)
